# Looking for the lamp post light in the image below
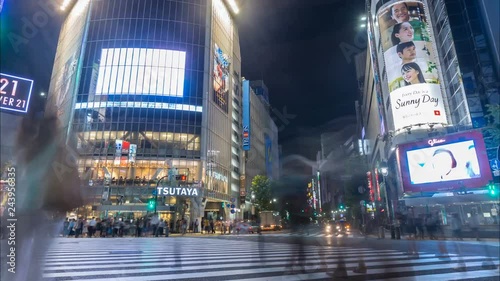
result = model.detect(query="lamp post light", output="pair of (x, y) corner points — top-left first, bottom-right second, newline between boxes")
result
(379, 163), (396, 239)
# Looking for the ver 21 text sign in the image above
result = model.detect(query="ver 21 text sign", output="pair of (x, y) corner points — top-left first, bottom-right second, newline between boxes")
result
(0, 73), (34, 114)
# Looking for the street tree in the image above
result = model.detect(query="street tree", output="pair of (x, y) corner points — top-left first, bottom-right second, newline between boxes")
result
(251, 175), (273, 211)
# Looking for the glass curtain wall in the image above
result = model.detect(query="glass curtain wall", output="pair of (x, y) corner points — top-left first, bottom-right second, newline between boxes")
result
(71, 0), (208, 207)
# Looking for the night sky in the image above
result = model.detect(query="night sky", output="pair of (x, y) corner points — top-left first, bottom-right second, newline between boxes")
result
(0, 0), (366, 141)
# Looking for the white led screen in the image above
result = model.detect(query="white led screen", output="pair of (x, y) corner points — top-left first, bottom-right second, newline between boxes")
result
(95, 48), (186, 97)
(406, 140), (481, 184)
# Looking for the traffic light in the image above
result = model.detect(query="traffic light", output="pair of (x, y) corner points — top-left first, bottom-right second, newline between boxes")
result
(339, 203), (345, 211)
(175, 174), (187, 181)
(488, 182), (497, 196)
(147, 198), (156, 211)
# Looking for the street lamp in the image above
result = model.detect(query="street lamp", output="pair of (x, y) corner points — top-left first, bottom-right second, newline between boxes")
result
(273, 198), (277, 202)
(379, 162), (396, 239)
(40, 92), (46, 97)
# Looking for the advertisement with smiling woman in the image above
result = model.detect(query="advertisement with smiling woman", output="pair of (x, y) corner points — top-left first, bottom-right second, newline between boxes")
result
(377, 1), (447, 131)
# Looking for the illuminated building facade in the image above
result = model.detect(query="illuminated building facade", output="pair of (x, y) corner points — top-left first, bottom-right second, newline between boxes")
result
(359, 0), (498, 232)
(46, 0), (243, 224)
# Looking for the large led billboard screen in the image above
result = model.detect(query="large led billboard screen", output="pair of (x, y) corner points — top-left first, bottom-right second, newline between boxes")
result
(95, 48), (186, 97)
(399, 130), (493, 192)
(376, 1), (447, 131)
(0, 73), (33, 114)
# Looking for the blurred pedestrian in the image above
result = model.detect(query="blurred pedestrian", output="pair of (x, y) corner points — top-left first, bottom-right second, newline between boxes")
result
(2, 115), (84, 281)
(182, 218), (188, 235)
(451, 213), (463, 241)
(415, 214), (425, 240)
(157, 219), (165, 237)
(88, 217), (96, 238)
(468, 210), (480, 241)
(210, 218), (215, 234)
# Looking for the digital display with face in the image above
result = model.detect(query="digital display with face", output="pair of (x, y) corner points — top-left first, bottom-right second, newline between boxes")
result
(398, 131), (493, 192)
(406, 140), (481, 184)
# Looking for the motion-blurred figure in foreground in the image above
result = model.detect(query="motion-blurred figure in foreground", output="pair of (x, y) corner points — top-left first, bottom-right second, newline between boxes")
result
(284, 213), (308, 274)
(1, 115), (83, 281)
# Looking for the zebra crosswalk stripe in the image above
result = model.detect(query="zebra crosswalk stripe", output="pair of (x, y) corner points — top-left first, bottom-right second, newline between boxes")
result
(42, 237), (499, 280)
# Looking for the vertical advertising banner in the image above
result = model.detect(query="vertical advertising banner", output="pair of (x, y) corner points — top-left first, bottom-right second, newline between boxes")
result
(239, 175), (246, 204)
(367, 171), (374, 202)
(242, 80), (250, 151)
(377, 1), (447, 131)
(129, 144), (137, 164)
(114, 140), (130, 166)
(47, 0), (90, 138)
(264, 133), (273, 177)
(213, 44), (230, 113)
(367, 16), (387, 135)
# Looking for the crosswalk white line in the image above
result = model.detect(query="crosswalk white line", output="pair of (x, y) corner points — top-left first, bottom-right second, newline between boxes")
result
(43, 254), (484, 275)
(43, 252), (431, 272)
(42, 238), (499, 280)
(373, 268), (500, 281)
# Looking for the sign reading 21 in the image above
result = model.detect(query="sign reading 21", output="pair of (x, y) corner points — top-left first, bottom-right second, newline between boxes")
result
(0, 73), (34, 114)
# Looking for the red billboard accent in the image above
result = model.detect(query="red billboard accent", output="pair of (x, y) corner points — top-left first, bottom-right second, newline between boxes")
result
(121, 141), (130, 154)
(398, 130), (493, 193)
(374, 169), (382, 201)
(367, 171), (374, 202)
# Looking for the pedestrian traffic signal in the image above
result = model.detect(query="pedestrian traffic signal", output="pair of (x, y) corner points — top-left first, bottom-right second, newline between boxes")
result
(175, 174), (187, 181)
(488, 182), (497, 196)
(147, 198), (156, 211)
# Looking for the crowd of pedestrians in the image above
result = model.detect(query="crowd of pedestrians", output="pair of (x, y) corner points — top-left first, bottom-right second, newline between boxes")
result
(60, 216), (246, 237)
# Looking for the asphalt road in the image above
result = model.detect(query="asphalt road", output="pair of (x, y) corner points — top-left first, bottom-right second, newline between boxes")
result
(1, 230), (499, 280)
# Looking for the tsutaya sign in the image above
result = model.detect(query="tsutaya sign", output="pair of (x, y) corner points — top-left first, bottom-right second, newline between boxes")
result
(156, 187), (199, 196)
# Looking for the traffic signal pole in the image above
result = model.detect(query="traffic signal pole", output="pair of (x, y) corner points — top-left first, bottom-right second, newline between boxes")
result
(155, 175), (169, 214)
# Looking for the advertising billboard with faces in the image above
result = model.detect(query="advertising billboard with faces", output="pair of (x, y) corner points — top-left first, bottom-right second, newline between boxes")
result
(213, 44), (230, 113)
(376, 1), (447, 131)
(398, 130), (493, 192)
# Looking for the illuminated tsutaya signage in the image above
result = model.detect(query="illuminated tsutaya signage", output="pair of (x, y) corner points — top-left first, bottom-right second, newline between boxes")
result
(156, 187), (199, 196)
